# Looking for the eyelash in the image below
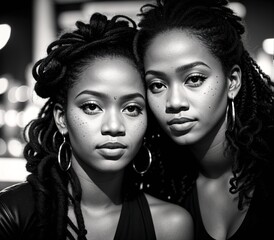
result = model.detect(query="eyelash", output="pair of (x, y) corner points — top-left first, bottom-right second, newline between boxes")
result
(124, 104), (143, 117)
(147, 81), (166, 93)
(79, 102), (143, 117)
(147, 73), (207, 93)
(80, 101), (101, 115)
(185, 73), (206, 87)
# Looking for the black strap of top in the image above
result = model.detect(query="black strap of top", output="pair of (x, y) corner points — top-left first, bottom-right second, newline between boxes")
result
(137, 192), (157, 240)
(114, 191), (157, 240)
(66, 192), (156, 240)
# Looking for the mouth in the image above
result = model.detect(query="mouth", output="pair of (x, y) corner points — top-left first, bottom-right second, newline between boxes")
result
(167, 117), (196, 133)
(97, 142), (127, 149)
(167, 117), (194, 125)
(96, 142), (127, 160)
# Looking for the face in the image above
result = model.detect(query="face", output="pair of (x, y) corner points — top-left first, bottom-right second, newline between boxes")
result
(61, 57), (147, 174)
(144, 30), (229, 146)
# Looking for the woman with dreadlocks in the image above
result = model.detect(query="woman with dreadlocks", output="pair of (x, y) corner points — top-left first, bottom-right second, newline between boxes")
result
(134, 0), (274, 239)
(0, 12), (193, 240)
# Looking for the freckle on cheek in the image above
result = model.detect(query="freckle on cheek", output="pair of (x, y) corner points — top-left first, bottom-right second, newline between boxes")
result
(72, 115), (87, 137)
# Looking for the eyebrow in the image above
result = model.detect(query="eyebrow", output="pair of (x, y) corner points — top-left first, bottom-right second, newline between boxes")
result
(75, 90), (145, 101)
(175, 61), (211, 73)
(120, 93), (146, 101)
(145, 61), (211, 77)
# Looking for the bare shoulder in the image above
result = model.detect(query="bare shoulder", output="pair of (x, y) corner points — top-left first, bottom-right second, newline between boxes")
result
(145, 193), (193, 240)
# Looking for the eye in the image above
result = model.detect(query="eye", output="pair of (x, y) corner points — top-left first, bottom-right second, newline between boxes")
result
(147, 81), (166, 93)
(123, 104), (143, 117)
(185, 74), (206, 87)
(80, 102), (102, 115)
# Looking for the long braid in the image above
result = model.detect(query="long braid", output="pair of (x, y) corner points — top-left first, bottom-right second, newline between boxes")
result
(24, 12), (139, 239)
(68, 170), (87, 240)
(135, 0), (274, 208)
(49, 168), (67, 240)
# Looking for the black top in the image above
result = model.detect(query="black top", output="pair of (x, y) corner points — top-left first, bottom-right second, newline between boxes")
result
(0, 182), (156, 240)
(183, 167), (274, 240)
(114, 191), (156, 240)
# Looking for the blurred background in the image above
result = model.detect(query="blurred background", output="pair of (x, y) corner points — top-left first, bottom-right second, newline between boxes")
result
(0, 0), (273, 190)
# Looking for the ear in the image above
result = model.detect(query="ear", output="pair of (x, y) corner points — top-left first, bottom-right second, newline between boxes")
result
(227, 65), (242, 99)
(53, 103), (68, 134)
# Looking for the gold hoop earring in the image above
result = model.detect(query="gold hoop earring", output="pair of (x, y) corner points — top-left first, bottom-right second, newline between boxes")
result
(58, 132), (72, 171)
(133, 143), (152, 176)
(227, 95), (235, 132)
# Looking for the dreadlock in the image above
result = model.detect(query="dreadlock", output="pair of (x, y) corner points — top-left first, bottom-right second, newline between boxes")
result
(135, 0), (274, 209)
(23, 12), (140, 240)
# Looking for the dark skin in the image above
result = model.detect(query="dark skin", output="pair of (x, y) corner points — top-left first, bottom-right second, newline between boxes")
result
(54, 56), (193, 240)
(144, 29), (243, 239)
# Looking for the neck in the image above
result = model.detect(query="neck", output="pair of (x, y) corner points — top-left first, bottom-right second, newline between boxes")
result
(190, 117), (232, 179)
(70, 157), (124, 208)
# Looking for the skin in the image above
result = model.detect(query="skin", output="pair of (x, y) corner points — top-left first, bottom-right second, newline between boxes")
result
(144, 30), (241, 149)
(54, 56), (193, 240)
(144, 29), (243, 240)
(62, 57), (147, 176)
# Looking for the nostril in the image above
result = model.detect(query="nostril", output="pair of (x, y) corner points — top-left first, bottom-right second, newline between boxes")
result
(166, 105), (189, 114)
(101, 122), (126, 136)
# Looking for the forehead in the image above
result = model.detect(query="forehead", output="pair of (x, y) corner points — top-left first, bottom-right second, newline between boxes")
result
(147, 30), (204, 57)
(70, 56), (145, 97)
(144, 29), (220, 71)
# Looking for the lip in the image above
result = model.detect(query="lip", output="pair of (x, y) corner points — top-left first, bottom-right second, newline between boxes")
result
(167, 117), (196, 133)
(167, 117), (195, 125)
(97, 142), (126, 149)
(96, 142), (127, 160)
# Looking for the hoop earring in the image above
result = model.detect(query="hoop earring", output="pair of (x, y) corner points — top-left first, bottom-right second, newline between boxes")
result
(58, 132), (72, 171)
(133, 144), (152, 176)
(132, 143), (152, 190)
(53, 131), (61, 150)
(227, 95), (235, 132)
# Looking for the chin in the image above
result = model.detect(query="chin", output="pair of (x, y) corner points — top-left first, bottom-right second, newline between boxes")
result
(169, 134), (197, 146)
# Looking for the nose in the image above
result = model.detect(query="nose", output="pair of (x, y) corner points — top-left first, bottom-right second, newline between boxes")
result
(101, 108), (126, 136)
(166, 83), (189, 113)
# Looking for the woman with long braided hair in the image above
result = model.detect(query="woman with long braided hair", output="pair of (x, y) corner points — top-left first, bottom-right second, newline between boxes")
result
(134, 0), (274, 239)
(0, 12), (193, 240)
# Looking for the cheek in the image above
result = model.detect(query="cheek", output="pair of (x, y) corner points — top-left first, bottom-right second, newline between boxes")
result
(201, 79), (227, 111)
(133, 117), (147, 139)
(148, 94), (166, 120)
(126, 117), (147, 150)
(66, 110), (95, 143)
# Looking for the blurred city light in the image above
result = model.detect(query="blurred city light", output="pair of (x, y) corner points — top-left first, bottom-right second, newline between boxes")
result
(0, 24), (11, 50)
(262, 38), (274, 55)
(0, 77), (9, 95)
(0, 158), (28, 181)
(228, 2), (246, 18)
